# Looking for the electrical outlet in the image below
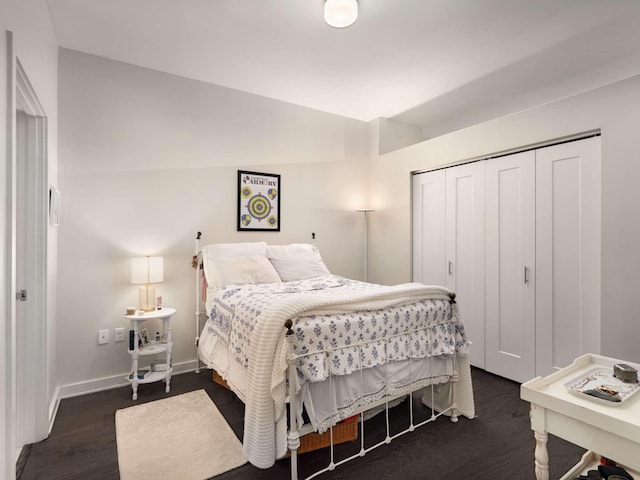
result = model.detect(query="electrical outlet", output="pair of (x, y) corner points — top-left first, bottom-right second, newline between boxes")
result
(114, 327), (125, 342)
(98, 329), (109, 345)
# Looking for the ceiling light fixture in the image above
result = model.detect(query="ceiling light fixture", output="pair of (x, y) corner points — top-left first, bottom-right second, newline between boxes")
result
(324, 0), (358, 29)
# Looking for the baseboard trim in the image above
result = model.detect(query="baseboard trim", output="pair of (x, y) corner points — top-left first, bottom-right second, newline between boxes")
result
(58, 360), (199, 399)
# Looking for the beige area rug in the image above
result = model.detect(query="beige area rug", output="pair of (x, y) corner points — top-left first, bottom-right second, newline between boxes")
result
(116, 389), (247, 480)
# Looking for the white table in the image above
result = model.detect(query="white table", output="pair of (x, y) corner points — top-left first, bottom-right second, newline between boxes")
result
(125, 307), (175, 400)
(521, 354), (640, 480)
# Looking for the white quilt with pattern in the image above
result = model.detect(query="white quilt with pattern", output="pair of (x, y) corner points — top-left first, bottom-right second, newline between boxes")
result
(204, 275), (469, 468)
(207, 276), (468, 384)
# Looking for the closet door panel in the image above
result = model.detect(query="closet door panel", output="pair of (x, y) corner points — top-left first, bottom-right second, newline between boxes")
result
(412, 170), (446, 285)
(485, 151), (536, 383)
(445, 162), (485, 368)
(535, 137), (601, 376)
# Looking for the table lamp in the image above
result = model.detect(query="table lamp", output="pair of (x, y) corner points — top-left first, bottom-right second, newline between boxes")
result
(131, 256), (164, 312)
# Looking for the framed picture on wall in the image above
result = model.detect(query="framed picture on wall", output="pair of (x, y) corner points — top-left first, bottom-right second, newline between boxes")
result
(237, 170), (280, 231)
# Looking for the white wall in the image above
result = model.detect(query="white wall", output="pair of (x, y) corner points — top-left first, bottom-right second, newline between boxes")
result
(376, 117), (423, 155)
(57, 49), (370, 392)
(1, 0), (59, 475)
(368, 74), (640, 364)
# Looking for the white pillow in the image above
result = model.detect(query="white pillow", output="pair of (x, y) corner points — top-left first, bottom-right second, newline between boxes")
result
(269, 249), (331, 282)
(266, 243), (315, 258)
(213, 256), (282, 287)
(202, 242), (267, 286)
(203, 242), (267, 258)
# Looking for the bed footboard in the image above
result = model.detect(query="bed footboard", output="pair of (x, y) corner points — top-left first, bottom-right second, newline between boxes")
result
(284, 306), (473, 480)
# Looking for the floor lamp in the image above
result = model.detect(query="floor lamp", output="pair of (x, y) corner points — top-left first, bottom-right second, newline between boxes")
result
(357, 209), (374, 282)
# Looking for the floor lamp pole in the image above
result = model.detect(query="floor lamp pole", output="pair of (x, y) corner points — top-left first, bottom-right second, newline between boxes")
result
(358, 209), (374, 282)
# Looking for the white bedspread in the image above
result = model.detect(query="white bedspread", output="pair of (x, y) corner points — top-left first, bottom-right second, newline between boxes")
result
(241, 281), (460, 469)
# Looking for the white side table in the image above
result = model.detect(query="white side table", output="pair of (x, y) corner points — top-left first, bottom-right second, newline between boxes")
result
(521, 354), (640, 480)
(125, 307), (175, 400)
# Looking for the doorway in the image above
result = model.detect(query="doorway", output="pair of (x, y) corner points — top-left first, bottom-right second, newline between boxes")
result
(13, 53), (50, 462)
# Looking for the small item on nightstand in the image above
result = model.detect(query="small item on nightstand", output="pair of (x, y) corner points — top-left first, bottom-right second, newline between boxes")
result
(151, 362), (168, 372)
(128, 369), (150, 380)
(613, 363), (638, 383)
(155, 331), (160, 342)
(584, 388), (622, 402)
(126, 307), (136, 315)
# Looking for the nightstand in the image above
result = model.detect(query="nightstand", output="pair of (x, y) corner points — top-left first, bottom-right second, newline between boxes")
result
(125, 307), (175, 400)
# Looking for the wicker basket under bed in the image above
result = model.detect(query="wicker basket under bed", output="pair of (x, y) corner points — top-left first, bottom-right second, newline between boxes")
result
(212, 370), (358, 454)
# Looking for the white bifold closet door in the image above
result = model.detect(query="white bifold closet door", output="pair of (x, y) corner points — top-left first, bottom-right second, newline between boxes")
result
(485, 151), (536, 383)
(445, 162), (485, 368)
(412, 136), (600, 383)
(535, 137), (601, 376)
(413, 162), (485, 368)
(412, 169), (446, 287)
(484, 137), (601, 382)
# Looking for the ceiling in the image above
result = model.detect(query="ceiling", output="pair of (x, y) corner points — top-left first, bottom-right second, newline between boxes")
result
(47, 0), (640, 136)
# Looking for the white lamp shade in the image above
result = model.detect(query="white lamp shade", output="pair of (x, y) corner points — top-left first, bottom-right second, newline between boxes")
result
(324, 0), (358, 28)
(131, 256), (164, 284)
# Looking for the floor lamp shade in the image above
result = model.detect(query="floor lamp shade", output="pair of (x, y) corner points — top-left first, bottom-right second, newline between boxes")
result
(131, 256), (164, 312)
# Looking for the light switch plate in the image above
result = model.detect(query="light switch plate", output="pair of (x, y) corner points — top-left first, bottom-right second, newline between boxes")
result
(114, 327), (125, 342)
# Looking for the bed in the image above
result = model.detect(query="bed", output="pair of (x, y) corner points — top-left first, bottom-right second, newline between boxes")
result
(193, 235), (475, 479)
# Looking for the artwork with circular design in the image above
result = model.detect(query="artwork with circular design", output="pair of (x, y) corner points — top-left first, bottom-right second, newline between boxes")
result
(237, 170), (280, 231)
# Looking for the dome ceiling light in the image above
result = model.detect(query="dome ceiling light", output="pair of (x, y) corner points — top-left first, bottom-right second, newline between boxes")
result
(324, 0), (358, 28)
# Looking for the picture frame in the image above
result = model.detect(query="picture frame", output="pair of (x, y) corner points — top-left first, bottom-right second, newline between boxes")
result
(139, 328), (151, 347)
(237, 170), (280, 231)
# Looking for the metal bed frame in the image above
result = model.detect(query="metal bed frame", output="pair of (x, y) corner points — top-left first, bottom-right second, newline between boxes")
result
(192, 232), (467, 480)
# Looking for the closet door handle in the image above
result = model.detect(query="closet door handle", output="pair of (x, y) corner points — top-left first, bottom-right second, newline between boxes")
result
(448, 261), (453, 275)
(524, 266), (529, 284)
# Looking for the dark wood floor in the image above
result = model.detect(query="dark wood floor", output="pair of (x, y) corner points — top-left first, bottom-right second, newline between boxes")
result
(20, 367), (586, 480)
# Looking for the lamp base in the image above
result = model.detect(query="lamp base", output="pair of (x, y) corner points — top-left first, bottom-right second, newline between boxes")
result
(138, 285), (156, 312)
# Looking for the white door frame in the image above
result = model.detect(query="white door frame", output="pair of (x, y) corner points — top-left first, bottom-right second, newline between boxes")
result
(16, 61), (50, 446)
(4, 30), (49, 478)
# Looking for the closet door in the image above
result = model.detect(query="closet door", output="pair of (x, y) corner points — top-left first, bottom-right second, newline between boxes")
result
(485, 151), (536, 383)
(445, 162), (485, 368)
(535, 137), (601, 376)
(412, 170), (446, 286)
